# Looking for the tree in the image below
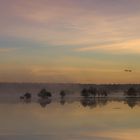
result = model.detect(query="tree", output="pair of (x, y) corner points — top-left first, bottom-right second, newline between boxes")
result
(60, 90), (66, 98)
(24, 92), (32, 100)
(126, 87), (137, 97)
(89, 87), (97, 98)
(102, 90), (108, 97)
(81, 88), (90, 98)
(99, 89), (108, 97)
(38, 88), (52, 98)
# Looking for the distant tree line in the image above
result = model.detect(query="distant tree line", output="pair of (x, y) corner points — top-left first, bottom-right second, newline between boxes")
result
(19, 86), (140, 106)
(20, 86), (140, 100)
(125, 87), (140, 97)
(81, 87), (108, 98)
(19, 86), (140, 108)
(20, 87), (109, 103)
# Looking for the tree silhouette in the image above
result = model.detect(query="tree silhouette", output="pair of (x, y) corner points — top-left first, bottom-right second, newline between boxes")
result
(99, 89), (108, 97)
(38, 88), (52, 98)
(81, 88), (90, 98)
(125, 87), (137, 97)
(60, 90), (66, 99)
(89, 87), (97, 98)
(24, 92), (32, 100)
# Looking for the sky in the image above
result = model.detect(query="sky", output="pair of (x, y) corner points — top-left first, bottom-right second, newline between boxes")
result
(1, 0), (140, 83)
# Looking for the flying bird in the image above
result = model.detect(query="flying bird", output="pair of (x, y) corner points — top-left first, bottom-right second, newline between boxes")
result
(124, 69), (132, 72)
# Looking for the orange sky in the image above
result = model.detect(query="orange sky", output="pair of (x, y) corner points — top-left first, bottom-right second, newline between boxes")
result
(1, 0), (140, 83)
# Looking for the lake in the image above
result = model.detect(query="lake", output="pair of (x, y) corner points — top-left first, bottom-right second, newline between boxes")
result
(0, 97), (140, 140)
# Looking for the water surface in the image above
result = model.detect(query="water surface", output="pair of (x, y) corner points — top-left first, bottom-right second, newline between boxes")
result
(0, 98), (140, 140)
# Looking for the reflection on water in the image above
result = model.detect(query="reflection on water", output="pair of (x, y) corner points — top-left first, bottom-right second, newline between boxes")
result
(39, 98), (52, 108)
(124, 98), (140, 108)
(36, 97), (140, 109)
(80, 98), (108, 108)
(0, 97), (140, 140)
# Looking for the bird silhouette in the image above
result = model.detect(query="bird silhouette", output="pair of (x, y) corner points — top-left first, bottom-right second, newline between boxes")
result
(124, 69), (132, 72)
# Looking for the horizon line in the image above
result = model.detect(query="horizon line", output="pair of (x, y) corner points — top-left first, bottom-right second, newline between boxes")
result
(0, 82), (140, 85)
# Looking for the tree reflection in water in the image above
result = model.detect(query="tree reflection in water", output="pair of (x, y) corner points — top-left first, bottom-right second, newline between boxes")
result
(80, 98), (108, 108)
(124, 97), (140, 108)
(60, 98), (66, 105)
(38, 98), (52, 108)
(19, 96), (140, 109)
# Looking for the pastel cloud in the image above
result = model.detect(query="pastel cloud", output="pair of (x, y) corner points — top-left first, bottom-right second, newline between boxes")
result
(0, 47), (17, 53)
(1, 0), (140, 83)
(77, 39), (140, 54)
(1, 0), (140, 50)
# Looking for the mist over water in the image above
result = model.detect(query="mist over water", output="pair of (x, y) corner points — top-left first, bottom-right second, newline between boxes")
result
(0, 89), (140, 140)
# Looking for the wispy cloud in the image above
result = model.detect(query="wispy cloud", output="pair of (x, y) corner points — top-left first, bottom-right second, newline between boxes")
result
(1, 0), (140, 51)
(0, 48), (17, 53)
(76, 39), (140, 54)
(1, 0), (140, 83)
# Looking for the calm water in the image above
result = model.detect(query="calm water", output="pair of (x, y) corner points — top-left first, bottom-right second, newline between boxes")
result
(0, 98), (140, 140)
